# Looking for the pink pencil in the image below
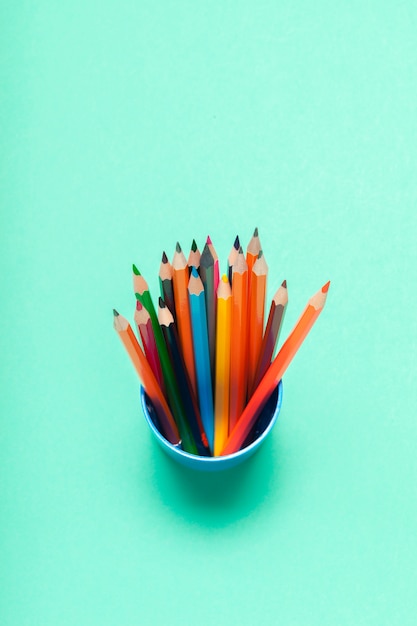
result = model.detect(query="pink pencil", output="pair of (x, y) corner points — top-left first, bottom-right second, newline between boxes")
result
(134, 300), (165, 393)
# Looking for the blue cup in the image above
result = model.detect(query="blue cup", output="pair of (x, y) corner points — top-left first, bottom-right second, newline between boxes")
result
(140, 380), (283, 472)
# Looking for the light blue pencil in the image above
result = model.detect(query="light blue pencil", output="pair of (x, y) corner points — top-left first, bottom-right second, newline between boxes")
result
(188, 266), (214, 452)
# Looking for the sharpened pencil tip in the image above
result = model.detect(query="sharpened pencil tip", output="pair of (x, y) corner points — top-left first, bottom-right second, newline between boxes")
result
(162, 251), (168, 263)
(258, 249), (263, 259)
(206, 235), (212, 245)
(113, 309), (119, 317)
(238, 245), (243, 254)
(221, 274), (229, 284)
(233, 235), (240, 249)
(176, 242), (182, 253)
(191, 239), (197, 252)
(132, 264), (140, 275)
(158, 297), (166, 308)
(253, 226), (258, 237)
(322, 280), (331, 293)
(191, 266), (199, 278)
(282, 279), (287, 288)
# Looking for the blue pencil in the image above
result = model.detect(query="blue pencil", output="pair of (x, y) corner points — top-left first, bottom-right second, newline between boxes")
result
(188, 266), (214, 452)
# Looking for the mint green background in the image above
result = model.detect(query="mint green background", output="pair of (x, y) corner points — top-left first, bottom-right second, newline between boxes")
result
(1, 2), (417, 625)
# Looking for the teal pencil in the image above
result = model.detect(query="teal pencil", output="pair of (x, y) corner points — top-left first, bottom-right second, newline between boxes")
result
(188, 266), (214, 452)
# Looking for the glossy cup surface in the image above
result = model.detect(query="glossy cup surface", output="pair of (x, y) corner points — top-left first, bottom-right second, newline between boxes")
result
(140, 381), (283, 472)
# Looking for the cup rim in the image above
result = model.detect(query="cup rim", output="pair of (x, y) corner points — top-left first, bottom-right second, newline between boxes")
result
(140, 380), (283, 464)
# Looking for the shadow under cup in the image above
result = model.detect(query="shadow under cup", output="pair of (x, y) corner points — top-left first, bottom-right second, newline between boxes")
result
(140, 380), (283, 472)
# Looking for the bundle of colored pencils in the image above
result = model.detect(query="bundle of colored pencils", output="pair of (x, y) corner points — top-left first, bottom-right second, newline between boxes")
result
(113, 228), (330, 457)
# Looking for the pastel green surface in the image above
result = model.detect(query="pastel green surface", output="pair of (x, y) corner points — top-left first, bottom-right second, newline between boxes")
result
(1, 2), (416, 625)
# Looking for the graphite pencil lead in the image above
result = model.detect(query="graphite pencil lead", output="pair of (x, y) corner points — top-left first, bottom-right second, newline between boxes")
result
(158, 297), (167, 308)
(176, 242), (182, 253)
(162, 251), (168, 263)
(132, 264), (141, 276)
(113, 309), (119, 317)
(253, 226), (258, 237)
(191, 239), (197, 252)
(258, 249), (263, 259)
(238, 245), (243, 253)
(233, 235), (240, 250)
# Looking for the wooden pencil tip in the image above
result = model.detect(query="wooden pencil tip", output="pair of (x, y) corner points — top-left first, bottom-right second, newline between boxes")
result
(233, 235), (240, 249)
(132, 264), (140, 275)
(282, 279), (287, 288)
(113, 309), (119, 317)
(322, 280), (331, 293)
(253, 226), (258, 237)
(191, 266), (199, 278)
(162, 251), (168, 263)
(176, 242), (182, 253)
(158, 296), (166, 308)
(206, 235), (212, 244)
(191, 239), (197, 252)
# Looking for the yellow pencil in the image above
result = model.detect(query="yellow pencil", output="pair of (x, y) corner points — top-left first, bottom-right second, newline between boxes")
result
(214, 275), (232, 456)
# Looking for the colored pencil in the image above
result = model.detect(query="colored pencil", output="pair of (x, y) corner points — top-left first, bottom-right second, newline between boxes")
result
(133, 265), (175, 389)
(206, 235), (220, 293)
(199, 242), (216, 381)
(246, 226), (261, 296)
(188, 267), (214, 452)
(134, 300), (164, 392)
(214, 275), (232, 456)
(247, 249), (268, 394)
(113, 310), (180, 445)
(187, 239), (201, 272)
(250, 280), (288, 396)
(229, 247), (249, 431)
(227, 235), (240, 286)
(221, 281), (330, 455)
(159, 251), (175, 318)
(158, 299), (210, 456)
(172, 243), (197, 396)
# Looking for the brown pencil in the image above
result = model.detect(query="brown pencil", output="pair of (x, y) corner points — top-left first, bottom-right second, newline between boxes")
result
(249, 280), (288, 397)
(159, 251), (175, 318)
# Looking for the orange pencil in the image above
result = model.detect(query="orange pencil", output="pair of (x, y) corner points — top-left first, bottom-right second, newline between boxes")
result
(221, 281), (330, 455)
(113, 310), (180, 445)
(246, 227), (261, 296)
(227, 235), (240, 285)
(247, 249), (268, 394)
(229, 247), (248, 432)
(172, 242), (197, 396)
